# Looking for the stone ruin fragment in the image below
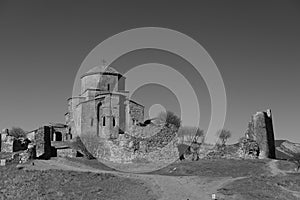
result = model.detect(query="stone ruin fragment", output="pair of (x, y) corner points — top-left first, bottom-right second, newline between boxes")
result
(0, 129), (30, 153)
(0, 126), (52, 164)
(203, 109), (276, 160)
(242, 109), (276, 159)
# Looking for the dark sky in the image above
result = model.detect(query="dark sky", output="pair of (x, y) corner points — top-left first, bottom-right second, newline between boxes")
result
(0, 0), (299, 143)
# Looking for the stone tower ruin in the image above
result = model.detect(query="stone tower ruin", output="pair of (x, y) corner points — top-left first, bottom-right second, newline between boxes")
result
(245, 109), (276, 159)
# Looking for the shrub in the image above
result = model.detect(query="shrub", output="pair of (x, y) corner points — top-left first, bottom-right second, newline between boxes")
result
(177, 126), (205, 144)
(158, 111), (181, 129)
(238, 136), (247, 144)
(9, 127), (26, 138)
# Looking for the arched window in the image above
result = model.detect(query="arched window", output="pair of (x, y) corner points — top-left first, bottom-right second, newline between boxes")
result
(97, 102), (102, 136)
(113, 117), (116, 127)
(102, 116), (106, 126)
(107, 84), (110, 91)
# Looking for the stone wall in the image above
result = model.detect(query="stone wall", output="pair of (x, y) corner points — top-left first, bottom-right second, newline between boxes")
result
(80, 123), (179, 164)
(57, 148), (77, 158)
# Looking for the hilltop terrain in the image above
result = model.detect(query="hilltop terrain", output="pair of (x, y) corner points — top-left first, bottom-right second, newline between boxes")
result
(1, 153), (300, 200)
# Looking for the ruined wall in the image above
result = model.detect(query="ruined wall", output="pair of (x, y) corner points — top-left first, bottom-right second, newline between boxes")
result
(245, 109), (276, 159)
(34, 126), (51, 159)
(0, 135), (14, 153)
(57, 148), (77, 158)
(129, 101), (144, 125)
(26, 130), (36, 141)
(85, 124), (179, 164)
(51, 126), (69, 142)
(264, 110), (276, 158)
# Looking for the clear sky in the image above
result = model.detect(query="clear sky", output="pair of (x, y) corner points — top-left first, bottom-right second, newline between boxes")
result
(0, 0), (299, 143)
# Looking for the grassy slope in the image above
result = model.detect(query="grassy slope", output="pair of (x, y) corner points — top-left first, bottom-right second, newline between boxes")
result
(149, 159), (269, 177)
(218, 173), (300, 200)
(150, 158), (300, 200)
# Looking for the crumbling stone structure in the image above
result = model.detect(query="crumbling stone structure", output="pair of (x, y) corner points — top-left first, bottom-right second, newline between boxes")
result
(0, 129), (29, 153)
(49, 123), (70, 141)
(177, 141), (201, 161)
(245, 109), (276, 159)
(27, 123), (71, 143)
(79, 121), (179, 164)
(238, 138), (260, 159)
(33, 126), (51, 159)
(0, 130), (14, 153)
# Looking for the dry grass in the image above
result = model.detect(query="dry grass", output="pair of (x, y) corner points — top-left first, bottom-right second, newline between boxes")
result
(0, 161), (156, 200)
(277, 159), (299, 172)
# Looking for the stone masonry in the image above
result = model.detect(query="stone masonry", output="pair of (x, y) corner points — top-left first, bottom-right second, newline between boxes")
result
(66, 65), (144, 139)
(34, 126), (51, 159)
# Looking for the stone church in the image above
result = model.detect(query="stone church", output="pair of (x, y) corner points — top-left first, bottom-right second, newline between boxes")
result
(65, 65), (144, 139)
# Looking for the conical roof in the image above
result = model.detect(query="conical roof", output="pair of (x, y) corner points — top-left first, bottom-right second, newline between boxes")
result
(81, 65), (121, 78)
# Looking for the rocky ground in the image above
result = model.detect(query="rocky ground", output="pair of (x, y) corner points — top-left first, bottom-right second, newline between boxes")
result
(0, 159), (157, 200)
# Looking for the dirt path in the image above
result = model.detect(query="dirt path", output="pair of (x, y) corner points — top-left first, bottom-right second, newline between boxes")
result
(22, 158), (242, 200)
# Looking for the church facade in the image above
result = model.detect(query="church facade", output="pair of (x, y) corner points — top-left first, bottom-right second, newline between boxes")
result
(65, 66), (144, 139)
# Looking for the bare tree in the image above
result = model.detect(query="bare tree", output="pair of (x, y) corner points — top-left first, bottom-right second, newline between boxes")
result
(216, 129), (232, 146)
(177, 126), (205, 144)
(194, 128), (205, 143)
